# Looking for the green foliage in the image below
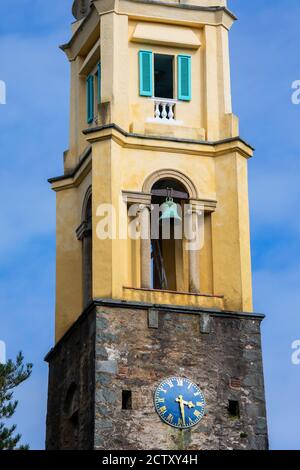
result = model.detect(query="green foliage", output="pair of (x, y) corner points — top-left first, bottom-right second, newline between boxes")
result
(0, 352), (33, 450)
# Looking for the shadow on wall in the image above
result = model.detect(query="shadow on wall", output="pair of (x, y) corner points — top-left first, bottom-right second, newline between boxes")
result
(72, 0), (92, 20)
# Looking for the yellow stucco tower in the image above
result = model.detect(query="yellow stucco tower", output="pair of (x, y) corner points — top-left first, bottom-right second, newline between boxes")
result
(46, 0), (268, 450)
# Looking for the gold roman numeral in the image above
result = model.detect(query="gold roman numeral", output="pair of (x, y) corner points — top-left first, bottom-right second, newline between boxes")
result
(166, 380), (174, 388)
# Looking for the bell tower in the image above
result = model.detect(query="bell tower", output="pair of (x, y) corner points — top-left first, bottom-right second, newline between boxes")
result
(46, 0), (268, 450)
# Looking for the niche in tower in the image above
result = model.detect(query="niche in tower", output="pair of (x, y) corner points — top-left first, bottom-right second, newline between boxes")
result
(151, 179), (188, 292)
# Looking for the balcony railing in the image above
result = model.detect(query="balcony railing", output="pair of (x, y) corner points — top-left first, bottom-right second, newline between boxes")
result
(151, 97), (180, 122)
(153, 98), (176, 122)
(145, 98), (183, 126)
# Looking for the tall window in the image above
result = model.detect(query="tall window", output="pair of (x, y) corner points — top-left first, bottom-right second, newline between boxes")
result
(154, 54), (174, 99)
(82, 195), (92, 306)
(86, 75), (94, 123)
(86, 63), (101, 124)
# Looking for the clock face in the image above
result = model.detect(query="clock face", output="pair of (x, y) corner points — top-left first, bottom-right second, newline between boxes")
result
(154, 377), (206, 429)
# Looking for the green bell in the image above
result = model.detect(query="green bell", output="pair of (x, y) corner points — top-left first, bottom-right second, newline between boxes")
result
(160, 197), (182, 222)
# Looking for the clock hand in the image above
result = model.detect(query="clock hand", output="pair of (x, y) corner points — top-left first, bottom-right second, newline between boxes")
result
(180, 397), (195, 409)
(175, 395), (186, 426)
(187, 401), (195, 409)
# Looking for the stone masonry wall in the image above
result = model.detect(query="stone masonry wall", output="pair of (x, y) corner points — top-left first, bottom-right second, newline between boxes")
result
(46, 308), (96, 450)
(94, 305), (268, 450)
(46, 302), (268, 450)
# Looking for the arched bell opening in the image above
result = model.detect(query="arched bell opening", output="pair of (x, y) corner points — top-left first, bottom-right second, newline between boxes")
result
(150, 178), (189, 291)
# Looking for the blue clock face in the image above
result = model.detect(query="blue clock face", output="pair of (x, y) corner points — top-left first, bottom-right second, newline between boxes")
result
(154, 377), (206, 429)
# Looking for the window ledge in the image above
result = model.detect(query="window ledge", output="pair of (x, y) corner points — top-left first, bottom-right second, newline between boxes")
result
(150, 97), (178, 104)
(146, 117), (183, 126)
(131, 23), (201, 50)
(123, 286), (224, 310)
(142, 121), (206, 140)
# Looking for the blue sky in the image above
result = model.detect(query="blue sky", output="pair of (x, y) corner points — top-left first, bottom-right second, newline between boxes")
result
(0, 0), (299, 450)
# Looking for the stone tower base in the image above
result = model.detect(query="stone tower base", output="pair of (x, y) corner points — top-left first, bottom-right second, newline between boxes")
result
(45, 300), (268, 450)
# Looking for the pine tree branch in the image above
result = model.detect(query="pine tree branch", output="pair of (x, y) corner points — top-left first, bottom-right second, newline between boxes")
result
(0, 352), (33, 450)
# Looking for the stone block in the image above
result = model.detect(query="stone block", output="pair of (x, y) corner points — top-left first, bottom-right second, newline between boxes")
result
(96, 360), (118, 375)
(148, 309), (159, 329)
(200, 313), (211, 334)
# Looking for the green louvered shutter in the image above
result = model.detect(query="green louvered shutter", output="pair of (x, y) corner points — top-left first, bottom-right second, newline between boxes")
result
(87, 74), (94, 124)
(97, 63), (101, 104)
(178, 55), (191, 101)
(139, 50), (153, 97)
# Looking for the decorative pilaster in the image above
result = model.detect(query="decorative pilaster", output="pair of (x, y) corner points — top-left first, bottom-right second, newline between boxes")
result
(139, 204), (151, 289)
(187, 205), (203, 294)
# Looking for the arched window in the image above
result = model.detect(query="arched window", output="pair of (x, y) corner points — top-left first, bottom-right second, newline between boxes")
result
(151, 179), (188, 291)
(62, 382), (79, 448)
(64, 382), (79, 423)
(77, 188), (93, 308)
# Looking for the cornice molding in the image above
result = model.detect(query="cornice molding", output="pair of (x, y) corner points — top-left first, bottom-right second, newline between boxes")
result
(48, 146), (92, 191)
(121, 0), (236, 21)
(84, 123), (254, 154)
(122, 190), (217, 213)
(48, 124), (254, 191)
(61, 0), (236, 60)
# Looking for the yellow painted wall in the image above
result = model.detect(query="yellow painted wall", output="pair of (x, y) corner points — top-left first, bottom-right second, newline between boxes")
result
(89, 137), (252, 306)
(63, 1), (237, 170)
(52, 0), (253, 342)
(128, 20), (204, 134)
(55, 173), (91, 340)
